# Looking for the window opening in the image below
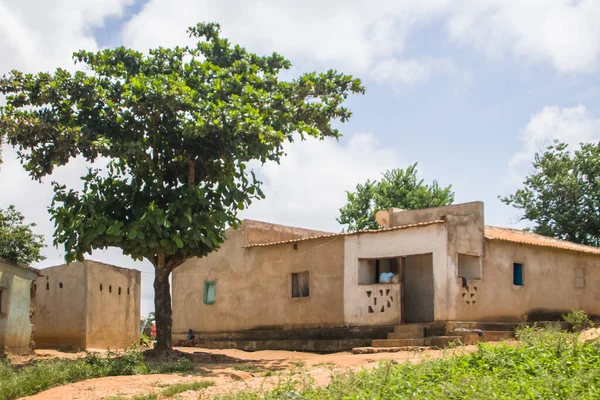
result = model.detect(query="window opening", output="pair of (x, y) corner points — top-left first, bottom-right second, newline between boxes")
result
(204, 281), (216, 304)
(513, 263), (523, 286)
(291, 272), (310, 298)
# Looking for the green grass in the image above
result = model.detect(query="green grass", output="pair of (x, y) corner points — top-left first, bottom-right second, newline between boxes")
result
(106, 380), (214, 400)
(160, 381), (214, 396)
(0, 349), (195, 400)
(220, 325), (600, 399)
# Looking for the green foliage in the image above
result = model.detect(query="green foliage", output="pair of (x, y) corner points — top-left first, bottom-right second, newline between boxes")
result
(337, 163), (455, 231)
(563, 310), (594, 332)
(222, 327), (600, 399)
(0, 22), (363, 267)
(0, 349), (194, 400)
(501, 141), (600, 246)
(0, 21), (363, 349)
(160, 380), (214, 397)
(107, 381), (214, 400)
(0, 205), (46, 265)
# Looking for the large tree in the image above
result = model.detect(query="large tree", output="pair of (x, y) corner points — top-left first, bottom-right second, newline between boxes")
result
(0, 205), (46, 266)
(337, 163), (455, 231)
(501, 140), (600, 246)
(0, 23), (364, 351)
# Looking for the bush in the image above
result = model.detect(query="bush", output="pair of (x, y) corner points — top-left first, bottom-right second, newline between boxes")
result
(563, 310), (594, 332)
(0, 349), (194, 400)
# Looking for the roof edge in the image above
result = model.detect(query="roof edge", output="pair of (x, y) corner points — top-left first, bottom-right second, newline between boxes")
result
(484, 226), (600, 256)
(0, 257), (43, 276)
(244, 220), (446, 248)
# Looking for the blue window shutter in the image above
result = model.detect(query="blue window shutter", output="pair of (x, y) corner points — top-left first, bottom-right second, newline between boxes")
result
(204, 281), (216, 304)
(513, 264), (523, 286)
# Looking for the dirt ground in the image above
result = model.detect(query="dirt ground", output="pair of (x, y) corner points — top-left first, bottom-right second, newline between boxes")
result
(19, 346), (479, 400)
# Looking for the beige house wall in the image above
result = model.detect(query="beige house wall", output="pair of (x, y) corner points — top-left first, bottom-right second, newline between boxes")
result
(33, 261), (141, 350)
(0, 260), (38, 354)
(172, 223), (345, 336)
(343, 223), (448, 326)
(86, 261), (141, 349)
(32, 263), (87, 349)
(452, 240), (600, 322)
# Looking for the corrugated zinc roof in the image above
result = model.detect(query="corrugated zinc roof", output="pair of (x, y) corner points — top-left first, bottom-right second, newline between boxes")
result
(484, 226), (600, 255)
(243, 220), (446, 248)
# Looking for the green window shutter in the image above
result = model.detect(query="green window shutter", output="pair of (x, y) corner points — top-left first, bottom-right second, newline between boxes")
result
(204, 281), (216, 304)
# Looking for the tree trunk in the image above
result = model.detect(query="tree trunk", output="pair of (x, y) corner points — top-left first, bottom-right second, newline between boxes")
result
(153, 255), (172, 352)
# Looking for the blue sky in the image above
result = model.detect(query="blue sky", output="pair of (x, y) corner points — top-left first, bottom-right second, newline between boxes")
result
(2, 0), (600, 316)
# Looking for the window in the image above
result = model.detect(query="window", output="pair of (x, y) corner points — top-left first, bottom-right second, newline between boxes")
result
(204, 281), (216, 305)
(358, 259), (400, 285)
(291, 272), (310, 298)
(457, 254), (481, 280)
(576, 268), (585, 289)
(59, 282), (63, 289)
(513, 263), (523, 286)
(127, 287), (130, 295)
(118, 287), (122, 295)
(109, 285), (112, 293)
(100, 284), (103, 291)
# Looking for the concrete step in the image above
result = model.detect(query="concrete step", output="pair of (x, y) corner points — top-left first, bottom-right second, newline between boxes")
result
(192, 339), (372, 353)
(372, 338), (425, 347)
(393, 324), (427, 336)
(388, 330), (424, 339)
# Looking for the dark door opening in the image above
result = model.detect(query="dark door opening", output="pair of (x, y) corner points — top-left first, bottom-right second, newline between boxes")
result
(401, 253), (434, 323)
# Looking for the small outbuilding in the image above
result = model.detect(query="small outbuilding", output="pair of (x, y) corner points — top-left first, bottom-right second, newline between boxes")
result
(33, 260), (141, 350)
(0, 258), (40, 355)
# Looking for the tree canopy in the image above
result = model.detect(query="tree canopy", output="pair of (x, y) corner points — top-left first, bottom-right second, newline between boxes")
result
(337, 163), (455, 231)
(0, 205), (46, 266)
(0, 22), (364, 351)
(501, 141), (600, 246)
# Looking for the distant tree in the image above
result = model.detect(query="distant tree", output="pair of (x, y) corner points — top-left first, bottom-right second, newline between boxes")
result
(501, 140), (600, 246)
(337, 163), (455, 231)
(0, 205), (46, 265)
(0, 22), (364, 352)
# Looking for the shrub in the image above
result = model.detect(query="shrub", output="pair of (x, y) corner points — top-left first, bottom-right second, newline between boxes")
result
(563, 309), (594, 332)
(0, 349), (194, 400)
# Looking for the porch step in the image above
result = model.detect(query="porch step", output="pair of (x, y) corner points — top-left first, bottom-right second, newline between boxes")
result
(392, 324), (427, 335)
(372, 338), (425, 347)
(388, 330), (424, 339)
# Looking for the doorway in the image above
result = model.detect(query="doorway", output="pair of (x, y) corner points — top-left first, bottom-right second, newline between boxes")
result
(401, 253), (434, 323)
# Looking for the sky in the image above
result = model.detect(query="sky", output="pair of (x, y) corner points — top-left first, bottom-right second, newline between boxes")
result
(2, 0), (600, 317)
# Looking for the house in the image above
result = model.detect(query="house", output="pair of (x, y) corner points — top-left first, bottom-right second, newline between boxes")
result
(32, 260), (141, 350)
(0, 258), (40, 355)
(172, 202), (600, 351)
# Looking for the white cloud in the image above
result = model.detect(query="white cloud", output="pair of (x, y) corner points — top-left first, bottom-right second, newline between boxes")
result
(0, 0), (135, 74)
(507, 105), (600, 184)
(121, 0), (456, 85)
(122, 0), (600, 79)
(241, 133), (402, 232)
(372, 57), (459, 86)
(447, 0), (600, 73)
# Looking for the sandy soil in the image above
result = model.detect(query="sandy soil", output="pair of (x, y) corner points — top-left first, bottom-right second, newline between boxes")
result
(19, 345), (479, 400)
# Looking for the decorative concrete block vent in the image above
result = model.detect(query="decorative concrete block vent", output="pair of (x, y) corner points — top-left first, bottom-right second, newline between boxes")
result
(461, 283), (478, 306)
(366, 288), (394, 314)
